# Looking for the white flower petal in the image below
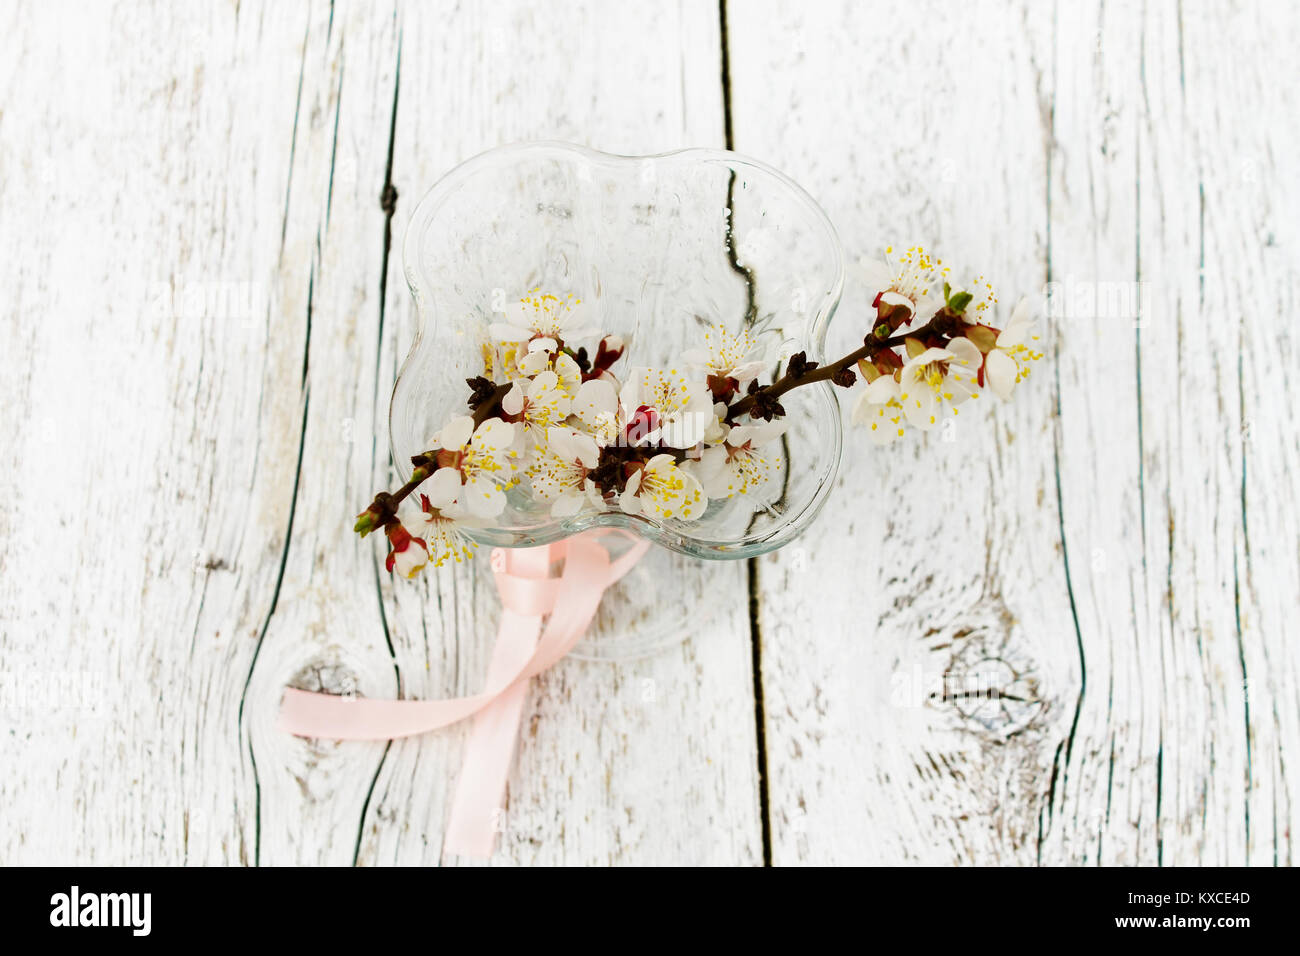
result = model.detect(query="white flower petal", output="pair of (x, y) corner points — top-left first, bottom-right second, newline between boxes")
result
(946, 336), (982, 368)
(392, 545), (428, 579)
(504, 300), (535, 328)
(703, 468), (736, 500)
(689, 446), (727, 482)
(543, 425), (575, 458)
(518, 350), (551, 376)
(660, 416), (704, 449)
(439, 415), (474, 450)
(618, 373), (648, 412)
(863, 374), (900, 404)
(425, 467), (463, 508)
(529, 370), (561, 394)
(551, 493), (584, 517)
(868, 416), (901, 445)
(910, 346), (953, 366)
(851, 389), (875, 425)
(730, 420), (787, 447)
(552, 352), (583, 394)
(997, 300), (1034, 347)
(571, 432), (599, 469)
(501, 383), (525, 416)
(985, 349), (1018, 400)
(730, 360), (768, 383)
(556, 301), (590, 331)
(944, 378), (975, 406)
(903, 387), (938, 430)
(472, 418), (516, 450)
(529, 471), (561, 502)
(858, 258), (893, 292)
(463, 476), (507, 517)
(575, 378), (618, 421)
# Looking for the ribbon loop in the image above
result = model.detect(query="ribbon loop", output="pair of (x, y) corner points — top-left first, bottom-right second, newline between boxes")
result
(278, 529), (649, 858)
(493, 570), (561, 617)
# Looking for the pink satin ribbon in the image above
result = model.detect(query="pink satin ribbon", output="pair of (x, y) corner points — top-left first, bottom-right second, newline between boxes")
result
(278, 529), (650, 858)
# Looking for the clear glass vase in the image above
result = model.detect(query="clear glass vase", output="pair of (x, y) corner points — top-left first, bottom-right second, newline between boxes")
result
(392, 143), (845, 658)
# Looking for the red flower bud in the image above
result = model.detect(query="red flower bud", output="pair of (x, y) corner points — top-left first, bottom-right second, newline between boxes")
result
(384, 522), (429, 578)
(583, 335), (626, 381)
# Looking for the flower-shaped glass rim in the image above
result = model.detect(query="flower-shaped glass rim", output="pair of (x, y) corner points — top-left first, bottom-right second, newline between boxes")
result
(394, 141), (846, 560)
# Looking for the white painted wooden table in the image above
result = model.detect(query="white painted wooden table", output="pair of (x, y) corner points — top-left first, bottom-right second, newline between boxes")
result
(3, 0), (1296, 866)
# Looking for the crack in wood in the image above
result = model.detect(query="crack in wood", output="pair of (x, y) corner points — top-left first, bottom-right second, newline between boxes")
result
(238, 384), (311, 867)
(353, 32), (404, 870)
(721, 0), (772, 868)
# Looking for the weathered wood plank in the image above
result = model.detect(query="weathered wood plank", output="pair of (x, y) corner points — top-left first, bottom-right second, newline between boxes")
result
(1149, 0), (1300, 865)
(6, 0), (1293, 868)
(1033, 0), (1297, 867)
(360, 0), (761, 867)
(727, 0), (1299, 865)
(245, 0), (762, 866)
(236, 0), (412, 866)
(1, 0), (760, 867)
(0, 0), (316, 863)
(727, 0), (1065, 865)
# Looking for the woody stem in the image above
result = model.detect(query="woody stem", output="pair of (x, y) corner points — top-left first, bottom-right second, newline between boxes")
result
(726, 315), (948, 421)
(387, 475), (427, 511)
(368, 381), (516, 525)
(472, 382), (514, 428)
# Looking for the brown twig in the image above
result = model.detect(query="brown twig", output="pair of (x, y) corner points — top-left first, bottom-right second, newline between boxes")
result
(725, 312), (959, 422)
(471, 382), (513, 428)
(357, 381), (516, 534)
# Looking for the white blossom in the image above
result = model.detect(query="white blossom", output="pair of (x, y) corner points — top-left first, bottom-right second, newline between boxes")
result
(618, 366), (714, 448)
(517, 348), (583, 397)
(414, 502), (480, 568)
(528, 426), (603, 517)
(858, 244), (945, 317)
(489, 290), (597, 348)
(619, 453), (707, 521)
(422, 517), (474, 566)
(570, 378), (624, 446)
(681, 324), (767, 386)
(502, 369), (573, 433)
(426, 416), (525, 517)
(897, 338), (982, 430)
(984, 298), (1042, 400)
(687, 420), (786, 498)
(851, 374), (908, 445)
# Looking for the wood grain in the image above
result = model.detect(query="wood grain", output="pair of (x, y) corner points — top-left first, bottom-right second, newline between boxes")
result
(0, 0), (761, 866)
(1, 0), (317, 863)
(348, 0), (762, 867)
(249, 0), (762, 867)
(726, 0), (1299, 865)
(2, 0), (1295, 866)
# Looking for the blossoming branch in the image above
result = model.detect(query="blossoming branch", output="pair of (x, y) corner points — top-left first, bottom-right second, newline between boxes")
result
(356, 247), (1041, 577)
